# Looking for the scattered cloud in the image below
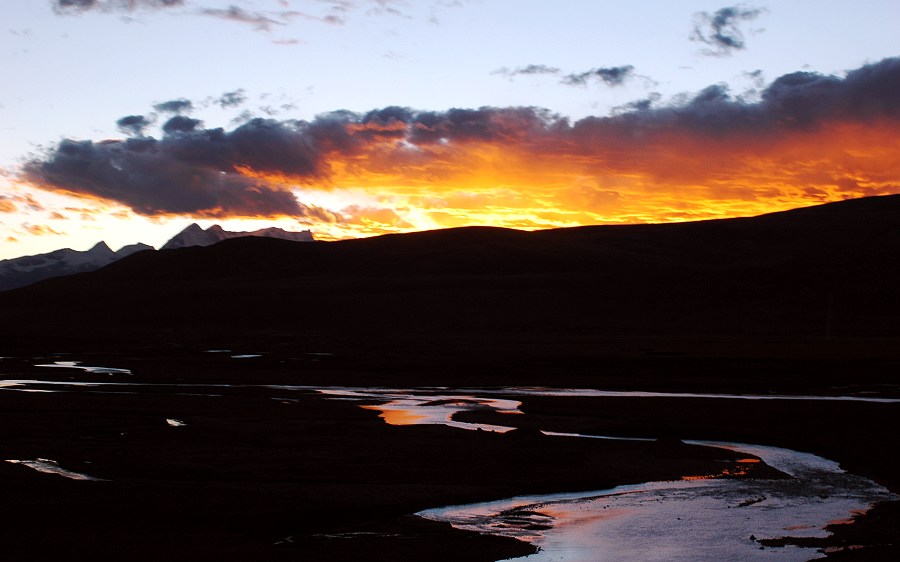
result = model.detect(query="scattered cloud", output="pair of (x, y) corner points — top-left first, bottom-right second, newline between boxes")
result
(341, 205), (413, 230)
(562, 65), (636, 87)
(153, 98), (193, 114)
(52, 0), (185, 14)
(317, 0), (421, 21)
(197, 6), (297, 32)
(744, 69), (765, 87)
(230, 109), (257, 125)
(22, 223), (65, 236)
(49, 0), (472, 41)
(691, 5), (767, 56)
(736, 69), (767, 102)
(492, 65), (561, 78)
(4, 192), (46, 212)
(192, 1), (445, 33)
(116, 114), (154, 137)
(20, 58), (900, 232)
(218, 89), (247, 108)
(494, 63), (643, 89)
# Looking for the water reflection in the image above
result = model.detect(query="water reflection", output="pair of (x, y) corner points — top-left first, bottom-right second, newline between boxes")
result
(0, 379), (224, 397)
(310, 387), (897, 562)
(361, 405), (427, 425)
(318, 388), (524, 432)
(35, 361), (132, 375)
(456, 387), (900, 403)
(420, 439), (897, 562)
(5, 459), (104, 481)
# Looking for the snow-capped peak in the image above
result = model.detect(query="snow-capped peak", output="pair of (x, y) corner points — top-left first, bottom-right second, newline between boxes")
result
(1, 223), (312, 292)
(161, 224), (314, 250)
(0, 240), (150, 291)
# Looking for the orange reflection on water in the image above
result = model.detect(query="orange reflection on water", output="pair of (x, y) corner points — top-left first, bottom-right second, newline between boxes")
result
(681, 474), (716, 481)
(681, 458), (762, 481)
(784, 524), (817, 531)
(361, 405), (426, 425)
(827, 508), (867, 526)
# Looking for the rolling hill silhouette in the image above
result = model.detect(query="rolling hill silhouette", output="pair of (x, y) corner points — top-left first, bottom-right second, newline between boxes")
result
(2, 195), (899, 349)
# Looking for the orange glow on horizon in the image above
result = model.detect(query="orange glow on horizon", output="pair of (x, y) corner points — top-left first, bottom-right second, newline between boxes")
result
(284, 118), (899, 239)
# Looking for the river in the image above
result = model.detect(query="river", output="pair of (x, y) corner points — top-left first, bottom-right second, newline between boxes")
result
(316, 386), (898, 561)
(2, 366), (897, 560)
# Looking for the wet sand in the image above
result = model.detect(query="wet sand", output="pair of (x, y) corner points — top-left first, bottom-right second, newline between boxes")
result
(1, 338), (898, 561)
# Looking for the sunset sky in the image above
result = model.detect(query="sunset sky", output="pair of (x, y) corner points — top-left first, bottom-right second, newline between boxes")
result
(1, 0), (898, 259)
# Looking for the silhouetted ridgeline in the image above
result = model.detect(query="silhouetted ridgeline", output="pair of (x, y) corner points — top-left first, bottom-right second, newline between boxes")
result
(2, 195), (899, 345)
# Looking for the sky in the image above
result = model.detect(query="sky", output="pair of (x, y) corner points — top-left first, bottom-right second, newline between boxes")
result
(1, 0), (898, 259)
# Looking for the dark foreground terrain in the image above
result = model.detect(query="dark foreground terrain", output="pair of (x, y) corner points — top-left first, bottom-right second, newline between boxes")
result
(2, 196), (899, 560)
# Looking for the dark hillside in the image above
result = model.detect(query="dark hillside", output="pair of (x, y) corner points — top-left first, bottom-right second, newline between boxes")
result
(2, 195), (899, 356)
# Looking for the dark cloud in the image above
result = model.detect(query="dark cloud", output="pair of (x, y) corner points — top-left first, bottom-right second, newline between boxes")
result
(153, 98), (193, 114)
(162, 115), (202, 134)
(52, 0), (184, 14)
(408, 106), (558, 144)
(116, 114), (153, 137)
(592, 57), (900, 134)
(561, 65), (636, 87)
(361, 106), (416, 128)
(23, 132), (316, 219)
(21, 58), (900, 220)
(492, 64), (561, 78)
(691, 5), (766, 56)
(54, 0), (97, 10)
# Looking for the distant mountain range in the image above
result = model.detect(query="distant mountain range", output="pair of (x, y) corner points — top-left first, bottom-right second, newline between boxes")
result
(0, 223), (313, 291)
(3, 195), (899, 347)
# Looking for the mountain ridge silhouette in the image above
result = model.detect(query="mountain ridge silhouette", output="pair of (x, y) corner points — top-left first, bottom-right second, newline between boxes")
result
(3, 195), (899, 345)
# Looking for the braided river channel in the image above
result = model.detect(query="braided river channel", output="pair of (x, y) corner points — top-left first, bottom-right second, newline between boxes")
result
(3, 363), (898, 561)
